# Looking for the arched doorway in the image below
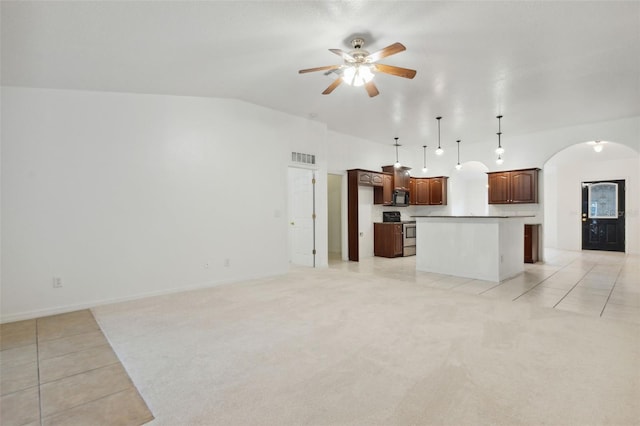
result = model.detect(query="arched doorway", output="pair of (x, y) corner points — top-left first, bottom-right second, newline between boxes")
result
(449, 161), (489, 216)
(543, 141), (639, 254)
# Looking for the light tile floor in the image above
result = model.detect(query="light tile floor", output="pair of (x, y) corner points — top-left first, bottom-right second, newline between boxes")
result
(329, 248), (639, 325)
(1, 249), (637, 425)
(0, 309), (153, 426)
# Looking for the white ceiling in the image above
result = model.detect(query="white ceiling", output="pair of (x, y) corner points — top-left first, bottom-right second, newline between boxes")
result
(2, 1), (639, 149)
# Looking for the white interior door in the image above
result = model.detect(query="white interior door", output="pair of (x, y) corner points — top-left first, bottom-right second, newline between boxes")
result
(288, 167), (315, 266)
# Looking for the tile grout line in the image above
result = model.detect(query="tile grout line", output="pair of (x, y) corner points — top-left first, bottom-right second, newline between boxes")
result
(40, 385), (135, 422)
(38, 342), (113, 363)
(36, 319), (43, 426)
(599, 263), (625, 317)
(37, 326), (101, 346)
(511, 266), (564, 302)
(511, 260), (586, 301)
(552, 263), (598, 309)
(38, 360), (121, 386)
(477, 260), (573, 297)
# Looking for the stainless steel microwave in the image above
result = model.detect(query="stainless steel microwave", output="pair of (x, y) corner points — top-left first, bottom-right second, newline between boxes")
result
(392, 190), (410, 206)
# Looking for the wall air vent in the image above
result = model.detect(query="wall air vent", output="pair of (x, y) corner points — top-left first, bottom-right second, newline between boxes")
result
(291, 152), (316, 165)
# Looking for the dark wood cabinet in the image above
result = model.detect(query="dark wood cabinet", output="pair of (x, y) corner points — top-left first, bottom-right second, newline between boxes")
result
(488, 168), (539, 204)
(409, 178), (416, 204)
(524, 224), (540, 263)
(347, 168), (394, 261)
(409, 176), (447, 205)
(374, 223), (403, 258)
(373, 173), (393, 205)
(382, 165), (411, 190)
(415, 178), (430, 205)
(357, 170), (384, 187)
(511, 169), (538, 203)
(487, 172), (510, 204)
(429, 177), (447, 205)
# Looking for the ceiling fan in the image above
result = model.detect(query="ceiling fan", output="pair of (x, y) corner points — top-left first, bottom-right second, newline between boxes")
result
(298, 38), (417, 97)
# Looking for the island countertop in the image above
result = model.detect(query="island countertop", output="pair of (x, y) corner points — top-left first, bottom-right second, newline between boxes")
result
(412, 215), (535, 219)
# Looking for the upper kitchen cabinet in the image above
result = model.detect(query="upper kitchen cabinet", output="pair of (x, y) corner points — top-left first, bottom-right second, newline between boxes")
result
(356, 170), (384, 186)
(413, 178), (430, 205)
(487, 168), (540, 204)
(429, 177), (448, 205)
(373, 173), (393, 205)
(409, 177), (448, 205)
(382, 165), (411, 190)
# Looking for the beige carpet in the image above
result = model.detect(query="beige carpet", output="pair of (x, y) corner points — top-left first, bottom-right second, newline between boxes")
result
(92, 259), (640, 426)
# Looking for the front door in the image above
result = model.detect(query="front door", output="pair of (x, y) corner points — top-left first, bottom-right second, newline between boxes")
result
(581, 180), (625, 252)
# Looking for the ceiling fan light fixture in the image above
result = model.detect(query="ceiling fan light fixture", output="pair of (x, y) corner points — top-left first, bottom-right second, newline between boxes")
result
(299, 38), (415, 97)
(341, 64), (374, 87)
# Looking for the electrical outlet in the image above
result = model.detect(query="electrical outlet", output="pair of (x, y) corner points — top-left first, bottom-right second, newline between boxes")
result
(224, 259), (230, 267)
(53, 277), (63, 288)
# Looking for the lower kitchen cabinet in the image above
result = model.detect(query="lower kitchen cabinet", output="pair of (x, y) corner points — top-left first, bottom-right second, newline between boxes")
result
(524, 224), (540, 263)
(374, 223), (403, 258)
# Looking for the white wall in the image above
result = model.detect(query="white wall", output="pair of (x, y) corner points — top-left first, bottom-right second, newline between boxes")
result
(544, 143), (639, 254)
(3, 85), (638, 321)
(1, 87), (327, 322)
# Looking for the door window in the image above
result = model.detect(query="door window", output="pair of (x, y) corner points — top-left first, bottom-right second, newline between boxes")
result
(588, 182), (618, 219)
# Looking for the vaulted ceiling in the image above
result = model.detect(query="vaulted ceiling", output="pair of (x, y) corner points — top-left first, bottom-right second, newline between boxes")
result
(2, 1), (639, 148)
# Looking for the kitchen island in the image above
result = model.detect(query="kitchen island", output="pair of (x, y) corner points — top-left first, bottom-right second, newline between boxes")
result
(412, 215), (534, 282)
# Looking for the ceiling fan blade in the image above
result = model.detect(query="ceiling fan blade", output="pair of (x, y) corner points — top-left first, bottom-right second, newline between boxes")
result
(299, 65), (341, 74)
(364, 81), (379, 97)
(374, 63), (417, 79)
(322, 77), (342, 95)
(329, 48), (356, 61)
(366, 42), (406, 62)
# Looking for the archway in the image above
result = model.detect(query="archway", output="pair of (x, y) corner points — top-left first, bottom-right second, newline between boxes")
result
(449, 161), (490, 216)
(543, 141), (639, 254)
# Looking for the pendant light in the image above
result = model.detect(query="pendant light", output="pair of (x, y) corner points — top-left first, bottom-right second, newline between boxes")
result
(495, 115), (505, 164)
(393, 137), (401, 168)
(435, 116), (444, 155)
(495, 115), (504, 155)
(422, 145), (428, 173)
(455, 139), (462, 170)
(593, 140), (604, 152)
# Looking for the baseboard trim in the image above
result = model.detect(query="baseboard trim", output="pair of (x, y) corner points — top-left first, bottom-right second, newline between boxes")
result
(0, 271), (285, 324)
